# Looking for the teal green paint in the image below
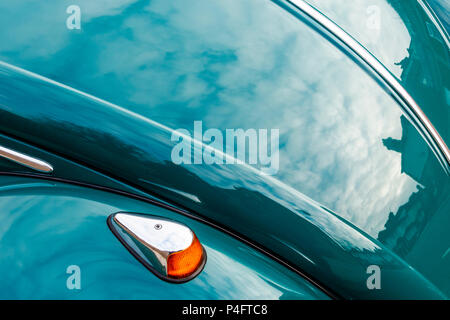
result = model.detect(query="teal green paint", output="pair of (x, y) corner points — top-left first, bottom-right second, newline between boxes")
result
(0, 0), (448, 299)
(0, 175), (327, 299)
(307, 0), (450, 146)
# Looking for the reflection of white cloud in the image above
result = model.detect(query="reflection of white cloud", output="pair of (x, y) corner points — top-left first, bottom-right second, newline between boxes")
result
(78, 0), (136, 18)
(307, 0), (411, 77)
(0, 1), (66, 59)
(0, 0), (423, 239)
(0, 0), (137, 61)
(139, 0), (418, 237)
(200, 247), (283, 299)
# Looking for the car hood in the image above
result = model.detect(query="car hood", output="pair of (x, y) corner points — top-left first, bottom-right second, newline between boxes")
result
(0, 0), (448, 299)
(0, 61), (446, 299)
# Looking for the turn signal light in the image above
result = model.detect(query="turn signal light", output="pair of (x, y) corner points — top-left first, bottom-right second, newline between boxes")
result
(108, 212), (206, 283)
(167, 234), (204, 278)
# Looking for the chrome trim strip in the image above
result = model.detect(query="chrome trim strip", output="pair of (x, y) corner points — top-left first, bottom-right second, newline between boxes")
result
(286, 0), (450, 171)
(0, 145), (53, 173)
(417, 0), (450, 49)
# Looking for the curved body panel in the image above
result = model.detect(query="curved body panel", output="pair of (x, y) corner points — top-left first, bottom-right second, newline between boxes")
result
(307, 0), (450, 145)
(0, 175), (327, 299)
(0, 0), (448, 299)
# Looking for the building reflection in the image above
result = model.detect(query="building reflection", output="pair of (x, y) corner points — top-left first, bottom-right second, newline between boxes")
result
(379, 115), (443, 256)
(377, 0), (450, 295)
(388, 0), (449, 142)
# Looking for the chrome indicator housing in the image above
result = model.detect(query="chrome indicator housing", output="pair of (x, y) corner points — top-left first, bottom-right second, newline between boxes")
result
(107, 212), (206, 283)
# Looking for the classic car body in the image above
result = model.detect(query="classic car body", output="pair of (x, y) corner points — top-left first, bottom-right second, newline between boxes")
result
(0, 0), (448, 299)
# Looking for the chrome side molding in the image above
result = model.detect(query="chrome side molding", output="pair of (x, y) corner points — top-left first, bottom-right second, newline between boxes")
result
(0, 145), (53, 173)
(284, 0), (450, 173)
(107, 212), (206, 283)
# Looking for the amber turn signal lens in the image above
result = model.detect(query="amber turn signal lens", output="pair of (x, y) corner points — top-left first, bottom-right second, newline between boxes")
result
(167, 234), (204, 279)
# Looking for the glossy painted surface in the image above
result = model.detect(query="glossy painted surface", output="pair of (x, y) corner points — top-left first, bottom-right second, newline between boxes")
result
(0, 0), (448, 299)
(0, 133), (165, 202)
(307, 0), (450, 145)
(0, 175), (328, 299)
(428, 0), (450, 33)
(0, 145), (53, 173)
